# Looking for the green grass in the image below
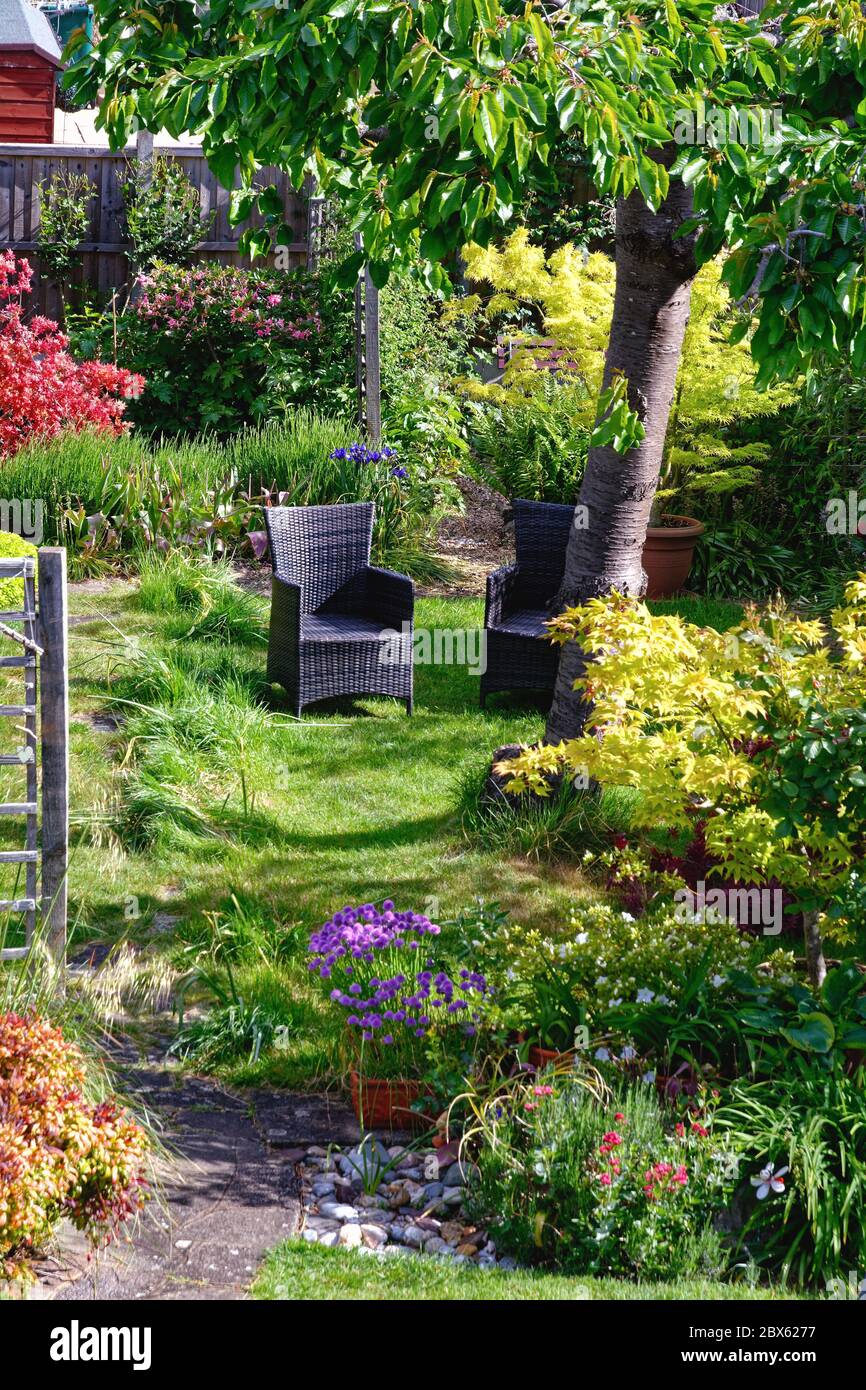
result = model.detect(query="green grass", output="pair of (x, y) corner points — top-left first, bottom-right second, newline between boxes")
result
(648, 595), (746, 631)
(0, 576), (743, 1088)
(252, 1240), (812, 1301)
(0, 580), (572, 1085)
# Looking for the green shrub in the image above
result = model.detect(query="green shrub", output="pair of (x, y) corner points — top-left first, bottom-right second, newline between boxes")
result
(471, 1075), (733, 1280)
(0, 531), (37, 610)
(691, 366), (866, 602)
(120, 156), (213, 275)
(716, 1066), (866, 1286)
(457, 897), (758, 1057)
(112, 261), (326, 435)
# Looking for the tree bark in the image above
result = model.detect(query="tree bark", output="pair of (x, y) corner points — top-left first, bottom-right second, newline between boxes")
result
(544, 150), (699, 745)
(803, 909), (827, 989)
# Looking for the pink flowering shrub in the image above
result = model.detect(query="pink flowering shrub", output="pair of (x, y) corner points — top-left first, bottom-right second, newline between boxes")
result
(472, 1077), (736, 1278)
(113, 261), (324, 434)
(0, 252), (143, 460)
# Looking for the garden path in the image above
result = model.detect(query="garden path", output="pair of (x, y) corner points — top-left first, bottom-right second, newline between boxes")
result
(39, 1051), (361, 1302)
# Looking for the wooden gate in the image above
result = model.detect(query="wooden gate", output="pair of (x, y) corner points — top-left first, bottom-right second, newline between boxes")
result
(0, 548), (68, 966)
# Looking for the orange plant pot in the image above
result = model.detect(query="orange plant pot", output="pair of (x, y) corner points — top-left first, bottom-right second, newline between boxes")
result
(642, 514), (705, 599)
(529, 1045), (574, 1070)
(349, 1071), (431, 1131)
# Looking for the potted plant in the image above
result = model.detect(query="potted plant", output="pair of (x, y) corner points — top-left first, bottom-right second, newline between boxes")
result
(642, 438), (775, 596)
(307, 900), (491, 1131)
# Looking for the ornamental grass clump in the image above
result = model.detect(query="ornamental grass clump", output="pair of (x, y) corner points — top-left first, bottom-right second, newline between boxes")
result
(0, 1012), (149, 1278)
(308, 901), (491, 1078)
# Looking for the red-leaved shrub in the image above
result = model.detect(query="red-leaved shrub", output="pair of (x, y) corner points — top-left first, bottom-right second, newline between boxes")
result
(0, 252), (144, 459)
(0, 1011), (148, 1277)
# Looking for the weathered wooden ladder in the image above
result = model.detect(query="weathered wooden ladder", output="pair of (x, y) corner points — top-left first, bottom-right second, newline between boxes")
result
(0, 549), (69, 966)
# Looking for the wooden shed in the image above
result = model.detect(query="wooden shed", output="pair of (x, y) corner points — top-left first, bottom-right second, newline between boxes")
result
(0, 0), (62, 144)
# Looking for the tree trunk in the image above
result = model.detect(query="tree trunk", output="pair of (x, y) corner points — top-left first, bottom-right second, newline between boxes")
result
(545, 151), (699, 745)
(803, 909), (827, 989)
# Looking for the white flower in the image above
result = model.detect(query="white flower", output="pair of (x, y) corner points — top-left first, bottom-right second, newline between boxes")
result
(594, 1047), (611, 1062)
(751, 1163), (789, 1200)
(596, 975), (608, 986)
(610, 997), (622, 1007)
(636, 987), (655, 1004)
(620, 1045), (636, 1061)
(574, 932), (589, 945)
(711, 974), (726, 989)
(505, 968), (517, 982)
(642, 1070), (656, 1084)
(620, 912), (635, 923)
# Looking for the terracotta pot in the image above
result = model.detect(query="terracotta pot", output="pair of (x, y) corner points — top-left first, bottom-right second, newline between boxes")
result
(529, 1045), (574, 1070)
(349, 1071), (431, 1131)
(642, 514), (705, 599)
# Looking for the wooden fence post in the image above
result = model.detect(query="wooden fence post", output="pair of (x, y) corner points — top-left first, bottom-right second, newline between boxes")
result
(136, 130), (155, 185)
(353, 232), (382, 443)
(38, 549), (68, 967)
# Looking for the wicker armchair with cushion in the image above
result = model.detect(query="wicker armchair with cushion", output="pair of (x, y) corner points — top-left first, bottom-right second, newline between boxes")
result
(265, 502), (414, 717)
(480, 498), (575, 707)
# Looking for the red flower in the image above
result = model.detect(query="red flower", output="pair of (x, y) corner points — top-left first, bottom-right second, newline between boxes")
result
(0, 252), (145, 458)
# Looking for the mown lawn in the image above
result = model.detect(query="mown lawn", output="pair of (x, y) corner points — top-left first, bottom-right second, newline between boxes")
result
(252, 1239), (812, 1301)
(0, 572), (742, 1088)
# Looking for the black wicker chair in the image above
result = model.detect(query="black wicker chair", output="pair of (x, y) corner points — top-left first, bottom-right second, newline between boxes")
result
(265, 502), (414, 717)
(480, 498), (575, 707)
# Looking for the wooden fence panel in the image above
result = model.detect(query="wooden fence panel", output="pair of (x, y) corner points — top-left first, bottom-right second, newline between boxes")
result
(0, 144), (309, 317)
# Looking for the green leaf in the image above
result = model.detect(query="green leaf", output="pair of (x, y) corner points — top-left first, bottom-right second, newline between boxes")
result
(238, 226), (271, 260)
(228, 189), (255, 226)
(522, 84), (548, 129)
(258, 184), (285, 219)
(474, 91), (506, 162)
(780, 1012), (835, 1054)
(205, 144), (238, 189)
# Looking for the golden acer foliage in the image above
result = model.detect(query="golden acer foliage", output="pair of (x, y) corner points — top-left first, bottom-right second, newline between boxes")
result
(499, 577), (866, 907)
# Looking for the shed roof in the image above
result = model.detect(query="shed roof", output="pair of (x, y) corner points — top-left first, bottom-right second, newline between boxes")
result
(0, 0), (63, 65)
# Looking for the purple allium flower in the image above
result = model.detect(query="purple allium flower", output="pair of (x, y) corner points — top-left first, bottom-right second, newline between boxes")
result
(308, 899), (490, 1058)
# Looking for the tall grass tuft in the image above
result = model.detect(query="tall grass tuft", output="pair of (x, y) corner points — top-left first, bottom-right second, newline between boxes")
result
(137, 552), (268, 646)
(455, 757), (638, 862)
(2, 410), (453, 578)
